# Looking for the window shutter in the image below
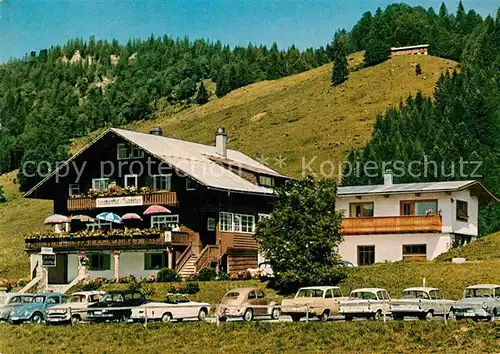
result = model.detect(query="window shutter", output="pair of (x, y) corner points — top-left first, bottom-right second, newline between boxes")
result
(144, 254), (151, 270)
(103, 254), (111, 270)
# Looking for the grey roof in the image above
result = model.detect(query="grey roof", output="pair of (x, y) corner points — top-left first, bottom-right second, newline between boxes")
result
(24, 128), (285, 198)
(337, 180), (498, 201)
(111, 128), (283, 195)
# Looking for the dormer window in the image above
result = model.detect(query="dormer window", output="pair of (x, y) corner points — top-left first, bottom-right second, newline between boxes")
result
(456, 200), (468, 221)
(259, 176), (275, 187)
(117, 143), (144, 160)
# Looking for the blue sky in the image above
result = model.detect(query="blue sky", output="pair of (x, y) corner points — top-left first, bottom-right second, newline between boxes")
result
(0, 0), (498, 62)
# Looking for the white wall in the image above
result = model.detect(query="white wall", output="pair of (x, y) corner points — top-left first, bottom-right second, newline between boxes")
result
(336, 188), (478, 236)
(67, 254), (79, 282)
(338, 233), (454, 265)
(119, 251), (161, 279)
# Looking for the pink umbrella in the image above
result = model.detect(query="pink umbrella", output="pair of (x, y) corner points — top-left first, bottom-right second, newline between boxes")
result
(121, 213), (143, 221)
(144, 205), (171, 215)
(44, 214), (69, 225)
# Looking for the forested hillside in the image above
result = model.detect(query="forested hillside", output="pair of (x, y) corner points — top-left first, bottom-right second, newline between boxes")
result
(0, 1), (490, 194)
(343, 8), (500, 235)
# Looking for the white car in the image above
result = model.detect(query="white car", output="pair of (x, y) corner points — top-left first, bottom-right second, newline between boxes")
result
(339, 288), (391, 320)
(46, 291), (105, 324)
(131, 294), (210, 323)
(390, 287), (455, 320)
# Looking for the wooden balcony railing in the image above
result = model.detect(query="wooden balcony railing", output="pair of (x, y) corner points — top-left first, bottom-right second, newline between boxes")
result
(67, 191), (178, 211)
(340, 215), (442, 235)
(219, 231), (259, 256)
(195, 245), (221, 272)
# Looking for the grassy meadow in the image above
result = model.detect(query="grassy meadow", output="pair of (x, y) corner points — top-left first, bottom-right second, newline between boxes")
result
(0, 321), (498, 354)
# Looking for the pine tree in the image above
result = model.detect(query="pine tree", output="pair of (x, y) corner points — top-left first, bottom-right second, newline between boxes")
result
(331, 32), (349, 86)
(195, 81), (209, 104)
(0, 186), (6, 203)
(363, 8), (390, 67)
(415, 63), (422, 75)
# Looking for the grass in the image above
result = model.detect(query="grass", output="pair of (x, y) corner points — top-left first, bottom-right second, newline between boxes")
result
(435, 232), (500, 262)
(0, 54), (456, 281)
(0, 321), (498, 353)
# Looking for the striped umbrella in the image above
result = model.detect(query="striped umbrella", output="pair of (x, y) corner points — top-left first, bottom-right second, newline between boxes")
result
(143, 205), (171, 215)
(44, 214), (69, 225)
(96, 212), (122, 224)
(69, 215), (94, 222)
(121, 213), (143, 222)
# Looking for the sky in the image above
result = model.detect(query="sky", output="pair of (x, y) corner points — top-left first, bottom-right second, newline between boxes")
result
(0, 0), (498, 62)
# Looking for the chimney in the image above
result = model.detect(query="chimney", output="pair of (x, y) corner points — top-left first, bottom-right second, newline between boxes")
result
(384, 169), (393, 186)
(215, 127), (227, 157)
(149, 126), (163, 136)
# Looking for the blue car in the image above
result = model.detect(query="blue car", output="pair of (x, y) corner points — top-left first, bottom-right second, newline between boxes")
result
(9, 293), (68, 324)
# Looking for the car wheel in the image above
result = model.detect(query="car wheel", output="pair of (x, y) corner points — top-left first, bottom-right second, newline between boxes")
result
(71, 315), (81, 325)
(243, 308), (253, 322)
(161, 313), (172, 323)
(319, 310), (330, 322)
(218, 316), (227, 322)
(291, 314), (302, 322)
(271, 308), (280, 320)
(425, 311), (434, 321)
(198, 308), (208, 321)
(31, 312), (43, 324)
(373, 310), (382, 321)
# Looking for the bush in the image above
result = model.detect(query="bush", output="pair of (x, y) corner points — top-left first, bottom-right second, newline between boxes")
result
(216, 272), (231, 281)
(167, 282), (200, 295)
(0, 186), (6, 203)
(197, 268), (217, 281)
(157, 268), (181, 282)
(416, 63), (422, 75)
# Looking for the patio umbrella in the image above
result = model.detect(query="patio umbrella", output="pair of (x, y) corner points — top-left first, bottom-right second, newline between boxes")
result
(69, 215), (94, 222)
(44, 214), (69, 225)
(144, 205), (171, 215)
(121, 213), (143, 222)
(96, 212), (122, 224)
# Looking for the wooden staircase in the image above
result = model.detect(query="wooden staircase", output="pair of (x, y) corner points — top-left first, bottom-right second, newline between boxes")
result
(176, 252), (198, 279)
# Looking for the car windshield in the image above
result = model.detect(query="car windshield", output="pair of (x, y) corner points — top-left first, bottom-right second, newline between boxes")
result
(224, 292), (240, 298)
(350, 292), (377, 300)
(101, 293), (125, 302)
(166, 295), (190, 304)
(401, 291), (429, 299)
(68, 294), (87, 303)
(8, 296), (33, 304)
(296, 289), (323, 298)
(31, 296), (45, 303)
(465, 288), (494, 298)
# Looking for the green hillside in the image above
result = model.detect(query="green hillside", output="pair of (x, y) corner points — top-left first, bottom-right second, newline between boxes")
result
(0, 54), (456, 281)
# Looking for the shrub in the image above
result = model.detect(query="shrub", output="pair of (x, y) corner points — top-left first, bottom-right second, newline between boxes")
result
(197, 268), (217, 281)
(216, 272), (231, 281)
(415, 63), (422, 75)
(157, 268), (181, 282)
(118, 274), (136, 284)
(184, 282), (200, 294)
(0, 186), (6, 203)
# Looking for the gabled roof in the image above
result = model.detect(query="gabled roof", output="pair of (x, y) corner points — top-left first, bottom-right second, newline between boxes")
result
(337, 180), (499, 202)
(24, 128), (286, 198)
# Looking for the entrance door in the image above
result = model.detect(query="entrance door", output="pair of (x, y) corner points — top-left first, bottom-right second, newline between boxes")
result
(48, 254), (68, 284)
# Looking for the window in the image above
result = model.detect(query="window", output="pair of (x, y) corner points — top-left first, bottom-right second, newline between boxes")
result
(332, 288), (343, 298)
(186, 177), (196, 190)
(68, 184), (80, 197)
(429, 290), (443, 300)
(248, 291), (257, 300)
(144, 253), (166, 270)
(258, 213), (270, 222)
(89, 254), (111, 271)
(152, 175), (171, 191)
(86, 220), (112, 231)
(400, 200), (438, 216)
(92, 178), (109, 190)
(117, 143), (144, 160)
(124, 174), (138, 188)
(234, 214), (255, 233)
(219, 212), (234, 232)
(207, 218), (216, 231)
(357, 245), (375, 266)
(350, 202), (374, 217)
(402, 244), (427, 260)
(325, 289), (333, 298)
(259, 176), (275, 187)
(256, 291), (265, 299)
(151, 215), (179, 230)
(46, 297), (61, 305)
(456, 200), (468, 221)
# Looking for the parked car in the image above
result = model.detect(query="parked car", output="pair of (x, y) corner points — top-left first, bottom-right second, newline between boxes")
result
(339, 288), (391, 321)
(281, 286), (348, 322)
(9, 293), (69, 324)
(130, 293), (210, 323)
(87, 290), (146, 322)
(453, 284), (500, 321)
(216, 287), (279, 322)
(390, 287), (455, 320)
(0, 293), (34, 322)
(46, 291), (105, 324)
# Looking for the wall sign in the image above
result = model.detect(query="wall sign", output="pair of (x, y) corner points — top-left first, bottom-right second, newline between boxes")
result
(96, 196), (144, 208)
(41, 254), (56, 268)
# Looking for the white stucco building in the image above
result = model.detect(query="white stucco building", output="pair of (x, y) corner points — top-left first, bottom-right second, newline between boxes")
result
(336, 173), (497, 265)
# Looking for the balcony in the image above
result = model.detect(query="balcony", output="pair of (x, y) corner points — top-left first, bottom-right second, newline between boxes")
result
(219, 232), (259, 255)
(25, 229), (191, 251)
(340, 215), (442, 235)
(67, 191), (178, 211)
